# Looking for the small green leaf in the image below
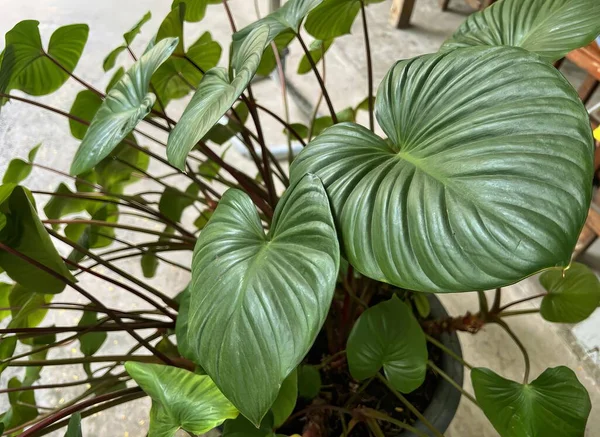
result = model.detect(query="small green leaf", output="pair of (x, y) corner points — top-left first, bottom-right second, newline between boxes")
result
(27, 144), (41, 162)
(175, 285), (194, 361)
(106, 67), (125, 92)
(70, 37), (178, 175)
(64, 413), (83, 437)
(347, 296), (427, 393)
(141, 252), (159, 278)
(0, 377), (38, 431)
(0, 21), (88, 100)
(43, 183), (88, 225)
(78, 307), (107, 356)
(9, 284), (52, 332)
(156, 336), (179, 358)
(297, 365), (322, 399)
(539, 263), (600, 323)
(123, 12), (152, 45)
(0, 185), (74, 294)
(2, 159), (31, 184)
(102, 46), (127, 72)
(125, 362), (238, 437)
(23, 349), (48, 385)
(442, 0), (600, 63)
(0, 336), (17, 375)
(304, 0), (384, 40)
(472, 366), (591, 437)
(187, 174), (339, 425)
(297, 39), (332, 74)
(412, 292), (430, 318)
(193, 209), (213, 230)
(0, 282), (11, 321)
(166, 26), (268, 170)
(171, 0), (221, 22)
(290, 46), (593, 292)
(69, 90), (102, 140)
(157, 3), (185, 56)
(158, 184), (199, 223)
(272, 369), (298, 428)
(198, 161), (220, 180)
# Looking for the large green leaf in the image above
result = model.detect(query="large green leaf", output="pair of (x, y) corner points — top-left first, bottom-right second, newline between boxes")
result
(0, 185), (74, 294)
(347, 296), (427, 393)
(187, 174), (339, 425)
(0, 21), (88, 100)
(539, 262), (600, 323)
(125, 362), (238, 437)
(290, 46), (593, 293)
(175, 286), (194, 361)
(166, 26), (268, 170)
(64, 413), (82, 437)
(78, 307), (107, 356)
(70, 37), (178, 175)
(442, 0), (600, 63)
(271, 369), (298, 428)
(304, 0), (385, 40)
(472, 366), (591, 437)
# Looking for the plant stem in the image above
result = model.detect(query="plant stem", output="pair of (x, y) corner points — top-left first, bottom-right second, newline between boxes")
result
(0, 243), (174, 365)
(497, 292), (546, 312)
(499, 309), (540, 317)
(375, 373), (444, 437)
(359, 408), (430, 437)
(0, 374), (125, 395)
(425, 333), (473, 370)
(492, 317), (531, 384)
(221, 0), (238, 32)
(427, 360), (478, 406)
(0, 321), (172, 337)
(17, 387), (143, 437)
(255, 103), (307, 148)
(477, 290), (489, 319)
(360, 1), (374, 131)
(490, 287), (502, 312)
(296, 33), (337, 122)
(316, 349), (346, 369)
(8, 355), (189, 367)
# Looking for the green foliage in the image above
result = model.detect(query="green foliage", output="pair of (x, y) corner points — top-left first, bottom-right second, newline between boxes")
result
(171, 0), (221, 22)
(539, 263), (600, 323)
(0, 336), (17, 375)
(297, 365), (321, 399)
(297, 39), (332, 74)
(125, 362), (239, 436)
(167, 25), (268, 169)
(0, 185), (74, 293)
(158, 184), (199, 222)
(0, 21), (88, 102)
(78, 307), (107, 356)
(175, 285), (194, 360)
(472, 367), (591, 437)
(304, 0), (385, 40)
(64, 413), (83, 437)
(2, 143), (40, 184)
(187, 175), (339, 425)
(290, 46), (593, 293)
(347, 296), (427, 393)
(103, 12), (152, 71)
(271, 369), (298, 428)
(70, 38), (178, 175)
(442, 0), (600, 63)
(222, 414), (275, 437)
(141, 252), (159, 278)
(0, 377), (38, 431)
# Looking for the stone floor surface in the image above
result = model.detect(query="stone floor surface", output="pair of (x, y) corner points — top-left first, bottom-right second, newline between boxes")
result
(0, 0), (599, 436)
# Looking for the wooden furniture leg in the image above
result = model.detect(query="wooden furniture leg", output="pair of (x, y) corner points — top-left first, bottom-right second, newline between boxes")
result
(391, 0), (417, 29)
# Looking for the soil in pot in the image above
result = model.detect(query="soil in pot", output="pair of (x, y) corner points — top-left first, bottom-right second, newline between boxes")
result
(277, 330), (444, 436)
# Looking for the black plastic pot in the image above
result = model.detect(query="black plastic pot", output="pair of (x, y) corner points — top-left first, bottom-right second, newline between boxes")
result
(402, 295), (463, 436)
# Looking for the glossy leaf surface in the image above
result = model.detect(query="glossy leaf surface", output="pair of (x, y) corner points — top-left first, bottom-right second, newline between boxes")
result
(540, 262), (600, 323)
(290, 46), (593, 292)
(188, 174), (339, 425)
(442, 0), (600, 63)
(125, 362), (238, 437)
(472, 366), (591, 437)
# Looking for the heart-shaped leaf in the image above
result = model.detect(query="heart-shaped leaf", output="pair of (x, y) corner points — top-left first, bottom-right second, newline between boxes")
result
(78, 307), (107, 356)
(0, 185), (74, 294)
(166, 25), (268, 170)
(290, 46), (593, 292)
(472, 366), (591, 437)
(0, 21), (88, 101)
(539, 262), (600, 323)
(70, 37), (178, 175)
(125, 362), (239, 437)
(304, 0), (385, 40)
(347, 296), (427, 393)
(171, 0), (221, 22)
(442, 0), (600, 63)
(187, 174), (339, 425)
(297, 365), (322, 399)
(64, 413), (82, 437)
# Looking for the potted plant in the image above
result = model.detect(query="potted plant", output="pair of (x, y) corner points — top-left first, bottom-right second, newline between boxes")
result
(1, 0), (599, 435)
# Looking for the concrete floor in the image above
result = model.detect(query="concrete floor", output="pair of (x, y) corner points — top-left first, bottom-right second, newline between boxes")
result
(0, 0), (599, 436)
